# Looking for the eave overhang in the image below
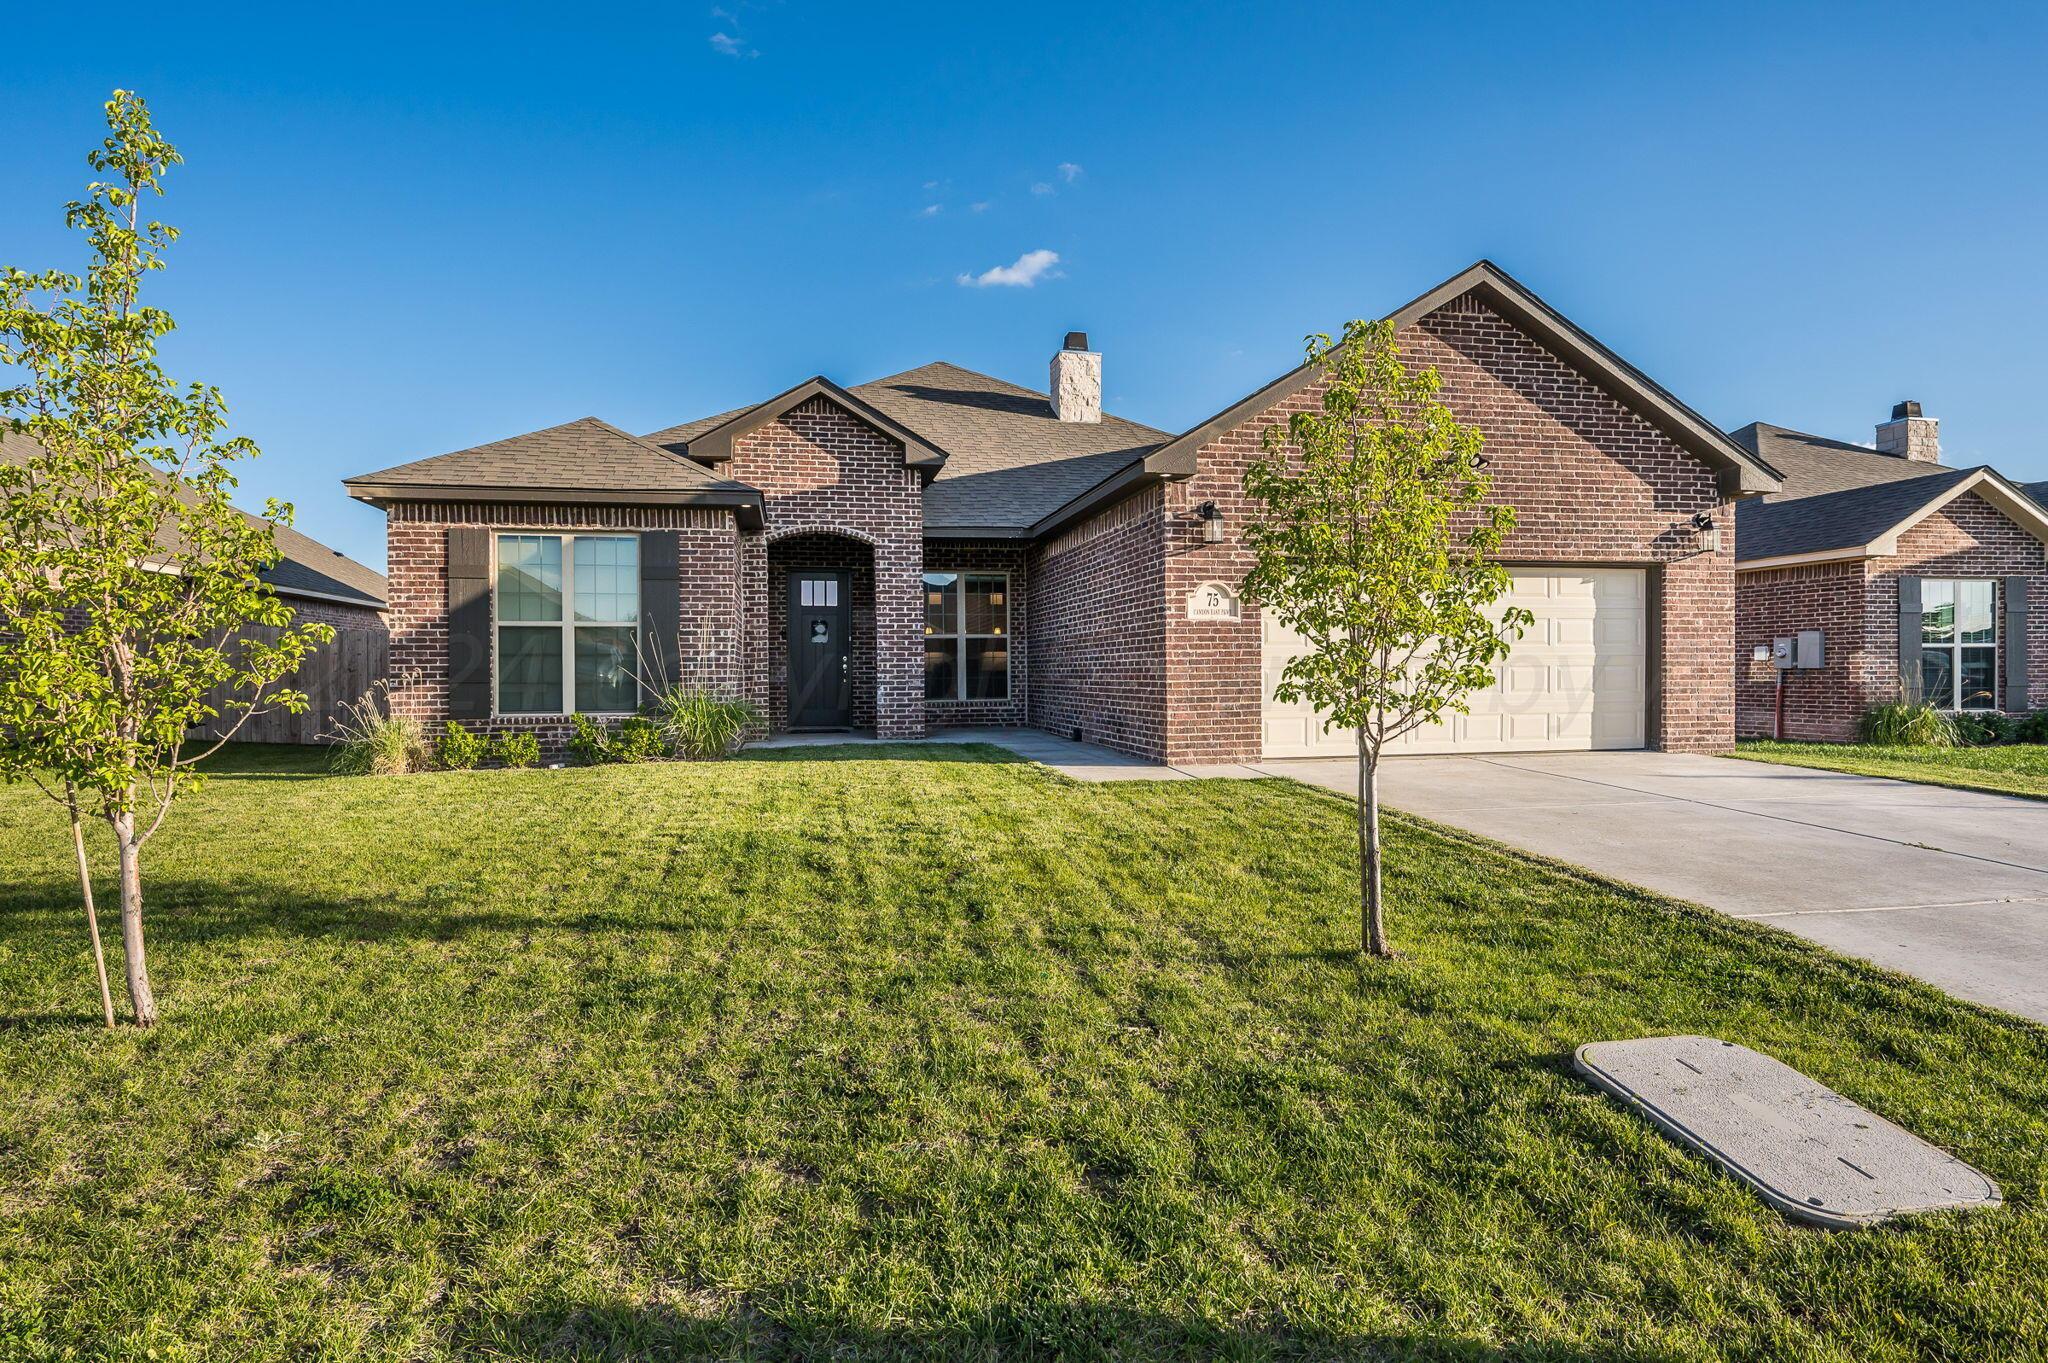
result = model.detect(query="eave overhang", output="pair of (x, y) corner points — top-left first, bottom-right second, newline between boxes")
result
(344, 480), (766, 532)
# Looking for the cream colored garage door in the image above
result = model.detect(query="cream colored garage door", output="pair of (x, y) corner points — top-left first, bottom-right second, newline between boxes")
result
(1260, 568), (1648, 757)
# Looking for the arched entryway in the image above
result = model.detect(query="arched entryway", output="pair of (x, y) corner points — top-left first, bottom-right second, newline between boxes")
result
(767, 530), (877, 732)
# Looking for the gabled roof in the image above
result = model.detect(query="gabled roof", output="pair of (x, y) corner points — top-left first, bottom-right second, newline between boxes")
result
(2, 428), (388, 609)
(1735, 464), (2048, 568)
(345, 416), (764, 529)
(663, 375), (950, 470)
(1137, 260), (1783, 499)
(1727, 422), (1948, 501)
(647, 361), (1172, 537)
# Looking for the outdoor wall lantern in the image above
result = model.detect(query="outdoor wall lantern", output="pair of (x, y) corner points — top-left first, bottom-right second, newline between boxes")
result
(1196, 500), (1224, 543)
(1690, 510), (1721, 554)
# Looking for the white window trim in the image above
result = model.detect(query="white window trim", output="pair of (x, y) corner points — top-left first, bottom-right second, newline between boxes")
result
(1921, 577), (1999, 712)
(493, 531), (641, 717)
(924, 569), (1011, 703)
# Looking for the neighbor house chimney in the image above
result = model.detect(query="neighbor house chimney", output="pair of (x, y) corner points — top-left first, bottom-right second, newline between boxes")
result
(1050, 331), (1101, 423)
(1875, 400), (1940, 464)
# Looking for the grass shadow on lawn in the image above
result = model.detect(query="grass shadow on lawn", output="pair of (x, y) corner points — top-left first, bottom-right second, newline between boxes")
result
(739, 740), (1032, 766)
(474, 1299), (1680, 1362)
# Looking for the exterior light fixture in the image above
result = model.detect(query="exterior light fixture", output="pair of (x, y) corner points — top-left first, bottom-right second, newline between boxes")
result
(1690, 510), (1720, 554)
(1195, 500), (1224, 543)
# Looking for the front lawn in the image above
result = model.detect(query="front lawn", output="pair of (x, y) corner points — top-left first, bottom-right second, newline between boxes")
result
(1732, 738), (2048, 801)
(2, 745), (2046, 1360)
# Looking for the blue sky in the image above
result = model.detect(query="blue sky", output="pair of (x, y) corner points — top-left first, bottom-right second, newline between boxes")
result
(7, 3), (2046, 570)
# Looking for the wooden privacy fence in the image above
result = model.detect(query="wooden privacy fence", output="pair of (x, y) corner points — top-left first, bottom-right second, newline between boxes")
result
(191, 623), (389, 745)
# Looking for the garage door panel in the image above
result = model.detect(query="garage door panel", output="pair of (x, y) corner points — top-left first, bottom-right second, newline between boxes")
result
(1261, 567), (1648, 758)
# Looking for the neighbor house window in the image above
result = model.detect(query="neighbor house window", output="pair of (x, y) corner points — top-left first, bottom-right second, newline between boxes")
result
(1921, 578), (1997, 711)
(924, 571), (1008, 701)
(496, 533), (639, 714)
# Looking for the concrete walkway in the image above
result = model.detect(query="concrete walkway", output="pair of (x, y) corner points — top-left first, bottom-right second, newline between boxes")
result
(1263, 751), (2048, 1025)
(755, 726), (1265, 782)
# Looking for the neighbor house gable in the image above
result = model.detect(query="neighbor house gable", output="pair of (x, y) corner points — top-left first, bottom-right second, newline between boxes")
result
(1735, 467), (2048, 572)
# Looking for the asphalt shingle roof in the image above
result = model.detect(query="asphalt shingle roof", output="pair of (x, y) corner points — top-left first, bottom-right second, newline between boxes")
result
(1727, 422), (1948, 502)
(1734, 465), (1979, 563)
(349, 416), (755, 498)
(2, 428), (387, 607)
(647, 361), (1171, 533)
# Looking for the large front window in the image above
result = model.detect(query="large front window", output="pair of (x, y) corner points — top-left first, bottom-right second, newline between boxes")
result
(496, 533), (640, 714)
(1921, 578), (1997, 711)
(924, 571), (1009, 701)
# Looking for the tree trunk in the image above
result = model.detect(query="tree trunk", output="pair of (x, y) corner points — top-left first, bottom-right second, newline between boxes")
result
(69, 797), (116, 1029)
(113, 809), (157, 1027)
(1357, 729), (1390, 958)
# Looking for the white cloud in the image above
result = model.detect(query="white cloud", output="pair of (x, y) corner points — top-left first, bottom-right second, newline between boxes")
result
(918, 203), (942, 218)
(708, 31), (756, 57)
(1030, 181), (1055, 197)
(1057, 162), (1083, 183)
(969, 200), (992, 213)
(957, 248), (1062, 288)
(922, 179), (941, 191)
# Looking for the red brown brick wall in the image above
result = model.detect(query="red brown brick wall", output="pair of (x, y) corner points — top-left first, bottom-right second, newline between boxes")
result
(1163, 292), (1737, 762)
(383, 500), (742, 754)
(1026, 485), (1168, 757)
(726, 397), (925, 739)
(282, 597), (388, 633)
(923, 539), (1028, 728)
(1875, 493), (2048, 715)
(1735, 493), (2048, 739)
(1735, 561), (1868, 741)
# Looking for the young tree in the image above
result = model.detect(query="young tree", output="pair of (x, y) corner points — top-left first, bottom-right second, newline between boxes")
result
(0, 91), (332, 1025)
(1241, 319), (1529, 958)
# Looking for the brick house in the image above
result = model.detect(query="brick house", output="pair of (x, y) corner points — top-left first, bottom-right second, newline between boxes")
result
(1730, 408), (2048, 741)
(344, 261), (1780, 762)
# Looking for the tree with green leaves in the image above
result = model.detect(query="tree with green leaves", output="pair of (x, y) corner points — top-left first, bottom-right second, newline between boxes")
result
(0, 91), (332, 1025)
(1242, 319), (1529, 958)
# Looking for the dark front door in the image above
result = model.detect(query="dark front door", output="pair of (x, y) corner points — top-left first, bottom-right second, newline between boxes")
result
(788, 570), (851, 729)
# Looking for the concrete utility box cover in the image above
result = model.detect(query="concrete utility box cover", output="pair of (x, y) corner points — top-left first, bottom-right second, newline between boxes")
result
(1574, 1036), (2001, 1230)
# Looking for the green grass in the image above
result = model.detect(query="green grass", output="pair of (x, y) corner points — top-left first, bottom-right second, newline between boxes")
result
(1732, 738), (2048, 801)
(3, 744), (2047, 1361)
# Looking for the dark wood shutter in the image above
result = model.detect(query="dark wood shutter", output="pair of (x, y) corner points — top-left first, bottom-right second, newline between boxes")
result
(1896, 575), (1923, 704)
(447, 527), (492, 720)
(640, 531), (682, 700)
(2006, 576), (2029, 713)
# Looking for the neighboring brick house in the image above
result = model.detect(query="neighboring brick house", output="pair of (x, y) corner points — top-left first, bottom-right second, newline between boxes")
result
(1730, 409), (2048, 741)
(2, 428), (389, 742)
(344, 261), (1780, 762)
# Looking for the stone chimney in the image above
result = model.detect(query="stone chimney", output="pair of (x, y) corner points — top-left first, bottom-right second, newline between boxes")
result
(1050, 331), (1101, 424)
(1875, 400), (1940, 464)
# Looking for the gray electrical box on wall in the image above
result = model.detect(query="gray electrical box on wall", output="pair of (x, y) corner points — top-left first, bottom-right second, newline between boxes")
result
(1771, 632), (1826, 670)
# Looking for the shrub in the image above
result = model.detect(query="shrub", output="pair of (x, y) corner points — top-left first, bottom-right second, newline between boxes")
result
(490, 730), (541, 768)
(436, 719), (486, 770)
(566, 713), (612, 765)
(1955, 712), (2018, 747)
(613, 715), (668, 762)
(653, 689), (762, 759)
(2017, 710), (2048, 746)
(326, 689), (430, 775)
(1861, 701), (1959, 749)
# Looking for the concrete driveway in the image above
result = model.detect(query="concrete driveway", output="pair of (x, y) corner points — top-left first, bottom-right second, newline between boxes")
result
(1257, 751), (2048, 1025)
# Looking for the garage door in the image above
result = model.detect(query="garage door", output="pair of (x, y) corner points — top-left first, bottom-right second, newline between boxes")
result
(1260, 568), (1647, 757)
